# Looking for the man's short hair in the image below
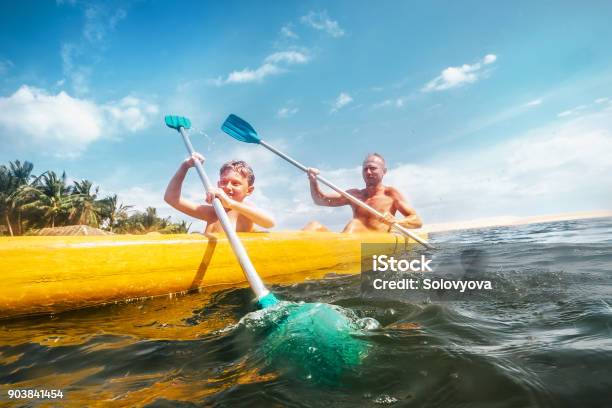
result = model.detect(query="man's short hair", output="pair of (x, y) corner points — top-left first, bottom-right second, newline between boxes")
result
(220, 160), (255, 186)
(364, 152), (386, 167)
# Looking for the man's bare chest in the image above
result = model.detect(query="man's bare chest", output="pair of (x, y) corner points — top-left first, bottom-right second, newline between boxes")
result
(353, 193), (394, 213)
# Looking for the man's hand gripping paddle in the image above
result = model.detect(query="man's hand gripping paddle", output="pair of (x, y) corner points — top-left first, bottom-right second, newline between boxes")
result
(221, 114), (434, 250)
(164, 115), (278, 308)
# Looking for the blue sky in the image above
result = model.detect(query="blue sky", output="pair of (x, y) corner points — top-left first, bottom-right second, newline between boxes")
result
(1, 1), (611, 230)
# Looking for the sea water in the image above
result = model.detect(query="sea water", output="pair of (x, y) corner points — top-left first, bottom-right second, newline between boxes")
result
(0, 217), (611, 407)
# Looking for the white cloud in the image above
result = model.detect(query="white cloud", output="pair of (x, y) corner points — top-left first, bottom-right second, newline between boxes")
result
(277, 107), (299, 118)
(212, 51), (309, 86)
(0, 85), (158, 157)
(483, 54), (497, 64)
(407, 111), (612, 221)
(373, 98), (406, 109)
(280, 24), (298, 39)
(265, 51), (309, 64)
(422, 54), (497, 92)
(594, 97), (609, 104)
(212, 63), (282, 86)
(524, 98), (543, 107)
(331, 92), (353, 113)
(83, 4), (127, 43)
(557, 104), (588, 118)
(300, 10), (345, 38)
(104, 95), (159, 132)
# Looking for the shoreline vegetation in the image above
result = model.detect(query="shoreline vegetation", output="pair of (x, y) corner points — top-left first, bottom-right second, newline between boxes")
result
(0, 159), (190, 236)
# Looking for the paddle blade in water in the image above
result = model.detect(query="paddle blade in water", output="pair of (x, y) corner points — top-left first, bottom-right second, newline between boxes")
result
(165, 115), (191, 130)
(258, 292), (280, 308)
(221, 114), (261, 144)
(264, 303), (370, 385)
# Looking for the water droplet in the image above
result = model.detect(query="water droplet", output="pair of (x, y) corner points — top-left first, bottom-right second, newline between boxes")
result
(374, 394), (399, 404)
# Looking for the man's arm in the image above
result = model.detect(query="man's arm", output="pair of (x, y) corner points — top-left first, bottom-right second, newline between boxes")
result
(206, 187), (275, 229)
(307, 168), (350, 207)
(164, 154), (216, 222)
(389, 188), (423, 229)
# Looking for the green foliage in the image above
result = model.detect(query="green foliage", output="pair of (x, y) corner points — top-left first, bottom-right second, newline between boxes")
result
(0, 159), (190, 236)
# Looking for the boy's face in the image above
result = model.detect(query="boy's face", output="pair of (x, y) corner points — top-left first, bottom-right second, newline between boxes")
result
(217, 169), (253, 202)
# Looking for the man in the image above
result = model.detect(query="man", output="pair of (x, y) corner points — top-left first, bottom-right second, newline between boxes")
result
(164, 153), (275, 233)
(303, 153), (422, 233)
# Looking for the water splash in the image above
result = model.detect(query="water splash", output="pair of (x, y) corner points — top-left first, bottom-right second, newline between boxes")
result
(238, 301), (376, 385)
(189, 126), (215, 152)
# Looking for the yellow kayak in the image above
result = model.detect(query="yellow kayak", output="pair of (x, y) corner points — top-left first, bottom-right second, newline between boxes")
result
(0, 231), (427, 320)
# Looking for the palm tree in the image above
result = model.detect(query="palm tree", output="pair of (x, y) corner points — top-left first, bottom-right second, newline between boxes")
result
(143, 206), (160, 231)
(0, 165), (15, 236)
(20, 171), (73, 228)
(100, 194), (132, 232)
(160, 219), (192, 234)
(9, 160), (34, 185)
(176, 220), (191, 233)
(0, 161), (34, 235)
(9, 160), (34, 234)
(69, 179), (104, 227)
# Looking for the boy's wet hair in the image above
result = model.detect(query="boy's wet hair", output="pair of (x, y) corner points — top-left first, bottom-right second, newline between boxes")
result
(220, 160), (255, 186)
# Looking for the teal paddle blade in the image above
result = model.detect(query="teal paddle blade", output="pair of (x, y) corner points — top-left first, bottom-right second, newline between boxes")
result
(221, 114), (261, 144)
(264, 303), (370, 385)
(258, 293), (280, 308)
(165, 115), (191, 130)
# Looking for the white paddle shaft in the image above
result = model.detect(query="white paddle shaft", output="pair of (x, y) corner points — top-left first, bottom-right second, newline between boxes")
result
(178, 127), (270, 300)
(259, 140), (433, 249)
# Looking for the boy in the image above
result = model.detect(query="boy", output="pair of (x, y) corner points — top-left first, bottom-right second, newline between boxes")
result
(164, 153), (275, 233)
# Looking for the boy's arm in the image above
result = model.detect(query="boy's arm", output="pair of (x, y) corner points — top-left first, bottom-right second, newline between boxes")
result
(232, 201), (275, 229)
(164, 156), (216, 222)
(206, 188), (275, 228)
(307, 168), (350, 207)
(387, 188), (423, 229)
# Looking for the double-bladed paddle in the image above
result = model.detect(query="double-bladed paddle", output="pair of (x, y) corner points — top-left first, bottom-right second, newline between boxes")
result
(221, 114), (434, 250)
(165, 115), (279, 308)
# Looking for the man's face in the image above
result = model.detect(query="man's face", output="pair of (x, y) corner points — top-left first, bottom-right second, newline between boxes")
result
(217, 169), (253, 202)
(362, 156), (386, 186)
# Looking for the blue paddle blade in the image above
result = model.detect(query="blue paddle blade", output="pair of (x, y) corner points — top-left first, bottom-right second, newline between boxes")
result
(221, 114), (261, 144)
(165, 115), (191, 130)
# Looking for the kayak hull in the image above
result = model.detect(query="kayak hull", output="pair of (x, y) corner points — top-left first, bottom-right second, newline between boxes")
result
(0, 231), (426, 319)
